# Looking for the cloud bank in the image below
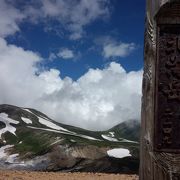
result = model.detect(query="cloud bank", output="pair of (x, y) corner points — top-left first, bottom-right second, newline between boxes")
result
(0, 0), (25, 37)
(0, 0), (110, 40)
(0, 37), (142, 130)
(0, 0), (142, 130)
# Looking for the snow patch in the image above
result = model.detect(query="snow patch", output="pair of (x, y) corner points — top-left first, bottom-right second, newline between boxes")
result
(0, 145), (13, 159)
(23, 108), (100, 141)
(38, 116), (69, 132)
(70, 139), (76, 142)
(79, 134), (101, 141)
(23, 108), (70, 132)
(0, 145), (26, 165)
(23, 108), (33, 114)
(102, 134), (138, 144)
(109, 132), (115, 137)
(0, 145), (46, 167)
(28, 126), (101, 141)
(120, 139), (138, 143)
(107, 148), (131, 158)
(28, 126), (76, 135)
(0, 113), (19, 138)
(101, 134), (118, 142)
(50, 137), (64, 145)
(5, 153), (19, 163)
(21, 117), (32, 124)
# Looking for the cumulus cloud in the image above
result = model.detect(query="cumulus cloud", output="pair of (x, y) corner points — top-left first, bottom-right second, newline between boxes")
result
(0, 38), (142, 130)
(0, 0), (110, 39)
(103, 42), (136, 58)
(57, 48), (75, 59)
(0, 1), (142, 130)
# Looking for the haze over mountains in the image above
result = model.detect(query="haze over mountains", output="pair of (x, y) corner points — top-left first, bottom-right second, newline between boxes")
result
(0, 104), (140, 173)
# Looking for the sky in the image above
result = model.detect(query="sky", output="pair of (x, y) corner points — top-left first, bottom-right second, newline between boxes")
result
(0, 0), (145, 130)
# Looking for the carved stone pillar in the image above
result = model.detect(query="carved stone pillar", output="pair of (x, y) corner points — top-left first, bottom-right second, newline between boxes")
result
(140, 1), (180, 179)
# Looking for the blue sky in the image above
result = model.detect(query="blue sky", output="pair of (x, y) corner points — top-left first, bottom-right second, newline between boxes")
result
(6, 0), (145, 80)
(0, 0), (144, 130)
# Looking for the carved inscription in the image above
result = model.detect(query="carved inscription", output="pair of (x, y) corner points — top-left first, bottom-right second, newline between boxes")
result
(155, 25), (180, 152)
(172, 173), (180, 180)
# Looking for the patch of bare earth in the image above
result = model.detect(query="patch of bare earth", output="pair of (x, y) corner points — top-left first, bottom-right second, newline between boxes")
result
(0, 170), (138, 180)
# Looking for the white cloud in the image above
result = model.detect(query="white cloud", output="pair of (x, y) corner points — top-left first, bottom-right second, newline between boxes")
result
(39, 0), (110, 39)
(48, 52), (57, 61)
(0, 1), (141, 130)
(0, 0), (110, 40)
(103, 42), (136, 58)
(0, 38), (142, 130)
(0, 0), (25, 37)
(57, 48), (75, 59)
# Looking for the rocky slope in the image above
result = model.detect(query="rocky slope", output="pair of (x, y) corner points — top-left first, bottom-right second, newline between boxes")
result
(0, 104), (140, 173)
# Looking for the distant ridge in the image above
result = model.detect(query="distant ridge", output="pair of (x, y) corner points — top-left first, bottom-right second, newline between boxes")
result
(0, 104), (139, 174)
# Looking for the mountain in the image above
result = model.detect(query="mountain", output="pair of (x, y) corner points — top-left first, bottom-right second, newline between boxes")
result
(0, 104), (140, 173)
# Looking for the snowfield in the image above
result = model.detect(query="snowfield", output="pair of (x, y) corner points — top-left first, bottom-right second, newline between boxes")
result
(28, 126), (101, 141)
(0, 144), (44, 167)
(6, 153), (19, 164)
(79, 134), (102, 141)
(0, 145), (13, 159)
(109, 132), (115, 137)
(23, 108), (70, 132)
(21, 117), (32, 124)
(107, 148), (131, 158)
(101, 134), (138, 144)
(0, 113), (19, 138)
(27, 126), (76, 135)
(0, 145), (20, 164)
(23, 108), (33, 114)
(38, 116), (70, 132)
(101, 134), (119, 142)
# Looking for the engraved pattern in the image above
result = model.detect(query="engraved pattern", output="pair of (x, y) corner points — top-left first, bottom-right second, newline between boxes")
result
(142, 17), (154, 100)
(155, 25), (180, 152)
(172, 173), (180, 180)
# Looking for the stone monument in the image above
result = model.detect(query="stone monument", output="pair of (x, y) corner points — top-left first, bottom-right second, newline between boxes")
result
(140, 0), (180, 179)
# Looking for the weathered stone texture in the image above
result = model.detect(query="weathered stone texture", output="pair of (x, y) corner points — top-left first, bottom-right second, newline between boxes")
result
(140, 0), (180, 179)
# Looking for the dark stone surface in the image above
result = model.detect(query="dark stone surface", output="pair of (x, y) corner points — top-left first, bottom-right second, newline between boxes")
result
(140, 0), (180, 179)
(155, 25), (180, 152)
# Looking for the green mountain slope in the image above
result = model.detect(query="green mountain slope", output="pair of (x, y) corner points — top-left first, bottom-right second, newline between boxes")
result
(0, 104), (140, 173)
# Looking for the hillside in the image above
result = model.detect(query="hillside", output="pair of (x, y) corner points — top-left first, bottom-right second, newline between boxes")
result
(0, 104), (140, 173)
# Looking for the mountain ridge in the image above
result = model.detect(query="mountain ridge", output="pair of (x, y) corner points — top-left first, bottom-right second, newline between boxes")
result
(0, 104), (140, 174)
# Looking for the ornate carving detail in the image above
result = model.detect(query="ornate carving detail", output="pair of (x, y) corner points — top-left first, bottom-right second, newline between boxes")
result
(147, 13), (155, 44)
(155, 25), (180, 152)
(142, 17), (154, 96)
(172, 173), (180, 180)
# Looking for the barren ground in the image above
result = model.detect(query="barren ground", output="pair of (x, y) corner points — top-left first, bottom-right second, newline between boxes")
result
(0, 170), (138, 180)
